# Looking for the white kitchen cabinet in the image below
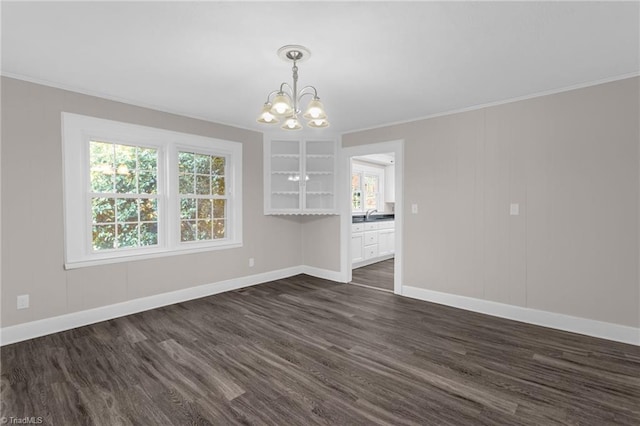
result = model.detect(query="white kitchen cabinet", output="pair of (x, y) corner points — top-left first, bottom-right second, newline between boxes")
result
(264, 137), (338, 215)
(352, 220), (395, 267)
(351, 232), (364, 263)
(378, 228), (395, 256)
(364, 231), (379, 246)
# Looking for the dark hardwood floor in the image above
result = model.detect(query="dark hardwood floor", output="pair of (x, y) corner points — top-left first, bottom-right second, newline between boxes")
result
(2, 274), (639, 425)
(351, 258), (394, 291)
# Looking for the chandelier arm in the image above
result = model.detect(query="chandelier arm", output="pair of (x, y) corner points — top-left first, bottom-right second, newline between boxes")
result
(298, 86), (319, 100)
(279, 82), (293, 95)
(265, 90), (280, 104)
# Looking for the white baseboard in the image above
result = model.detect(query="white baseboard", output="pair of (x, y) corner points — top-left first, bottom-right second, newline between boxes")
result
(301, 265), (345, 283)
(402, 286), (640, 346)
(0, 266), (305, 346)
(352, 254), (394, 270)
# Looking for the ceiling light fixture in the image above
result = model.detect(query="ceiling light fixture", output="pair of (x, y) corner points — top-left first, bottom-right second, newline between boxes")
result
(257, 45), (329, 130)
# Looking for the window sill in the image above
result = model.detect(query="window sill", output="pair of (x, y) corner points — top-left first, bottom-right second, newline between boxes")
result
(64, 242), (243, 270)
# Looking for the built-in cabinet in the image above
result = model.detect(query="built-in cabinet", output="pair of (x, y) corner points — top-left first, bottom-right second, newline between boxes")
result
(352, 220), (395, 267)
(264, 137), (338, 215)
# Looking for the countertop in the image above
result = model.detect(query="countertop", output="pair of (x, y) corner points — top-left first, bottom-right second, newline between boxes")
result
(352, 214), (395, 223)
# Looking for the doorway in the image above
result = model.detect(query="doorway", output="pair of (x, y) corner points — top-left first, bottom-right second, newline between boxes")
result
(340, 140), (404, 295)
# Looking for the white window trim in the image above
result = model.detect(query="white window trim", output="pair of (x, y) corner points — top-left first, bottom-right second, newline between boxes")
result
(62, 113), (243, 269)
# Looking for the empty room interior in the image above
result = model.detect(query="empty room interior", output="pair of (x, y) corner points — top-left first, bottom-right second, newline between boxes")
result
(2, 2), (640, 425)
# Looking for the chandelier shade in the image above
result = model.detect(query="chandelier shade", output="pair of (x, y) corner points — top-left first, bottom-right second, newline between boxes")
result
(307, 118), (329, 128)
(270, 93), (293, 116)
(302, 98), (327, 120)
(257, 103), (279, 124)
(282, 115), (303, 130)
(257, 45), (330, 130)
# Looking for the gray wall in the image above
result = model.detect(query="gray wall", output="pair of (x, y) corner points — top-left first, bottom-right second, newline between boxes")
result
(1, 77), (303, 327)
(343, 77), (640, 328)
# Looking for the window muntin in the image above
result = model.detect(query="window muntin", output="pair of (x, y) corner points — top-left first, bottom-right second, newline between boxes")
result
(62, 113), (243, 269)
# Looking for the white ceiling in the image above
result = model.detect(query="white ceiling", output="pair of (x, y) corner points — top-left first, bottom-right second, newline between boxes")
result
(2, 2), (638, 134)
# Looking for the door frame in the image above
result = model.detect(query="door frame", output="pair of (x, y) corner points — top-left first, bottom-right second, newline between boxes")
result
(340, 140), (404, 294)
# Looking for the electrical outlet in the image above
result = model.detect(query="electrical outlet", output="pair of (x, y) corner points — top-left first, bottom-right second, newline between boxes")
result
(510, 203), (520, 216)
(17, 294), (29, 310)
(411, 203), (418, 214)
(249, 258), (255, 268)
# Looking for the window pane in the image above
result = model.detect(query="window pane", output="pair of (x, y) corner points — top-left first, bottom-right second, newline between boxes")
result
(178, 152), (194, 173)
(364, 175), (378, 210)
(180, 221), (196, 242)
(138, 171), (157, 194)
(197, 199), (212, 219)
(197, 220), (212, 240)
(351, 173), (360, 191)
(213, 199), (226, 219)
(196, 175), (210, 195)
(116, 198), (139, 222)
(213, 219), (225, 239)
(93, 224), (115, 250)
(90, 141), (114, 173)
(180, 198), (196, 219)
(138, 147), (157, 171)
(116, 171), (137, 193)
(179, 173), (194, 194)
(92, 197), (115, 223)
(364, 175), (378, 194)
(212, 156), (225, 176)
(140, 199), (157, 221)
(140, 222), (158, 246)
(115, 144), (137, 171)
(117, 223), (138, 248)
(211, 176), (225, 196)
(352, 191), (361, 211)
(195, 154), (210, 175)
(90, 171), (114, 193)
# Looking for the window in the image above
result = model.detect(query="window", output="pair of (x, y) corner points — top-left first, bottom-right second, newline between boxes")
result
(90, 141), (159, 250)
(177, 151), (226, 242)
(63, 113), (242, 268)
(351, 163), (384, 213)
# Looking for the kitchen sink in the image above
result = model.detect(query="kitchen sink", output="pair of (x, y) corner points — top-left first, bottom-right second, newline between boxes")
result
(352, 214), (394, 223)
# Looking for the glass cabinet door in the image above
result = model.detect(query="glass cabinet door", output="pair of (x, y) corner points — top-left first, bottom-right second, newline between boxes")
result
(269, 140), (301, 210)
(304, 140), (335, 211)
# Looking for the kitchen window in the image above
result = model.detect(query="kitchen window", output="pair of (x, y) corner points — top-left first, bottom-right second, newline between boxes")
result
(62, 113), (242, 268)
(351, 164), (383, 213)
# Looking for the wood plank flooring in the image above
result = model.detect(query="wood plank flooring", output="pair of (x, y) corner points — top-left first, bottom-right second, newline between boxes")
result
(2, 274), (639, 425)
(351, 258), (394, 291)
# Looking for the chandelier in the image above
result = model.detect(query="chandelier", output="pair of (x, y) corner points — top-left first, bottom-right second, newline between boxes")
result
(257, 45), (329, 130)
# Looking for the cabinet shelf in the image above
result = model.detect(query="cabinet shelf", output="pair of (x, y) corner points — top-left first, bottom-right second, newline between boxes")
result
(306, 191), (333, 196)
(306, 154), (334, 159)
(271, 154), (300, 158)
(271, 170), (301, 174)
(271, 191), (300, 195)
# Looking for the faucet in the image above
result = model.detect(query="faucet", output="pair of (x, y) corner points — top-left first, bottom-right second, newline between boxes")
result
(365, 209), (378, 220)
